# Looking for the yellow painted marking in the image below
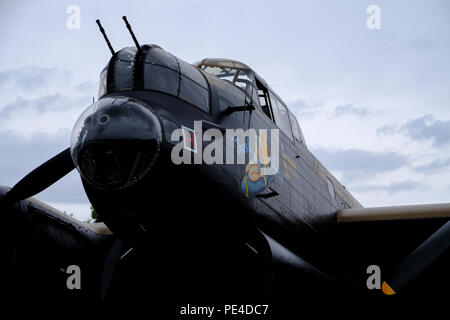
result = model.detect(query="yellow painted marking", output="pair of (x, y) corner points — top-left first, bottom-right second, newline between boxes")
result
(382, 281), (396, 295)
(258, 132), (269, 165)
(281, 152), (297, 180)
(139, 224), (147, 232)
(244, 176), (249, 197)
(282, 152), (297, 169)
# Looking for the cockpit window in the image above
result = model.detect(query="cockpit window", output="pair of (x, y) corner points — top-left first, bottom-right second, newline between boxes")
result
(269, 90), (294, 141)
(199, 64), (259, 107)
(200, 65), (238, 82)
(288, 110), (305, 145)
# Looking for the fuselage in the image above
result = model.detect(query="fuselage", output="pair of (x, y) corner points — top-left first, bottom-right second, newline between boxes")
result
(71, 44), (362, 279)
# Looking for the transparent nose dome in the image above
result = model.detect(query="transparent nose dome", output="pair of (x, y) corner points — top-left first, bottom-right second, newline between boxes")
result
(70, 97), (162, 190)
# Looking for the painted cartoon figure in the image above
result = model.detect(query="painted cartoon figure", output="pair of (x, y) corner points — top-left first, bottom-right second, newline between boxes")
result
(241, 162), (274, 197)
(240, 131), (276, 198)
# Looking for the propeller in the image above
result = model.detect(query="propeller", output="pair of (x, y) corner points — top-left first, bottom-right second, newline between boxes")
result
(101, 239), (124, 302)
(382, 220), (450, 295)
(1, 148), (75, 205)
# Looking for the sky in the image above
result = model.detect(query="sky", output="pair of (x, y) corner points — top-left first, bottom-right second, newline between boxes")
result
(0, 0), (449, 221)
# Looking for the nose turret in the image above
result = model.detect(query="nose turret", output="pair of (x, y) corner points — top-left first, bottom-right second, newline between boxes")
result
(70, 96), (162, 190)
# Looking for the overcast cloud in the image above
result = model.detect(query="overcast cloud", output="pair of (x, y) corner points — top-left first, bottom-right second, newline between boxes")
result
(351, 180), (424, 194)
(1, 0), (449, 219)
(414, 158), (450, 174)
(333, 104), (369, 118)
(0, 66), (70, 90)
(312, 147), (409, 181)
(400, 115), (450, 147)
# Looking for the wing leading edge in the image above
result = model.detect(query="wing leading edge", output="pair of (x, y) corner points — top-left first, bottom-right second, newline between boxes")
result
(337, 203), (450, 223)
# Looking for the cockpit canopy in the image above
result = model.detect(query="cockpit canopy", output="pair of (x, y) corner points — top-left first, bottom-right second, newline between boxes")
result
(195, 58), (259, 108)
(195, 58), (306, 147)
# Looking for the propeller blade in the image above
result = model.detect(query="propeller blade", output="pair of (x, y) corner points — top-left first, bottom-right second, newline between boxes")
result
(2, 148), (75, 205)
(101, 239), (125, 302)
(382, 220), (450, 295)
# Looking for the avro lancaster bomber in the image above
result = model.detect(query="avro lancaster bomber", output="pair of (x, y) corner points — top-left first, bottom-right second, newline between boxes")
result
(1, 17), (449, 306)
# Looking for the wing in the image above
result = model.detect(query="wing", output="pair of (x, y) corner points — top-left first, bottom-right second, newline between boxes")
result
(335, 202), (450, 295)
(0, 186), (116, 301)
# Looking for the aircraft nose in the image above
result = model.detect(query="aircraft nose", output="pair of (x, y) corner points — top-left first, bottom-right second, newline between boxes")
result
(70, 96), (162, 190)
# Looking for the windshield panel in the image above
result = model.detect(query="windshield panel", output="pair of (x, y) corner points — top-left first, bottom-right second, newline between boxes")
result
(200, 64), (259, 106)
(270, 90), (294, 141)
(200, 65), (238, 82)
